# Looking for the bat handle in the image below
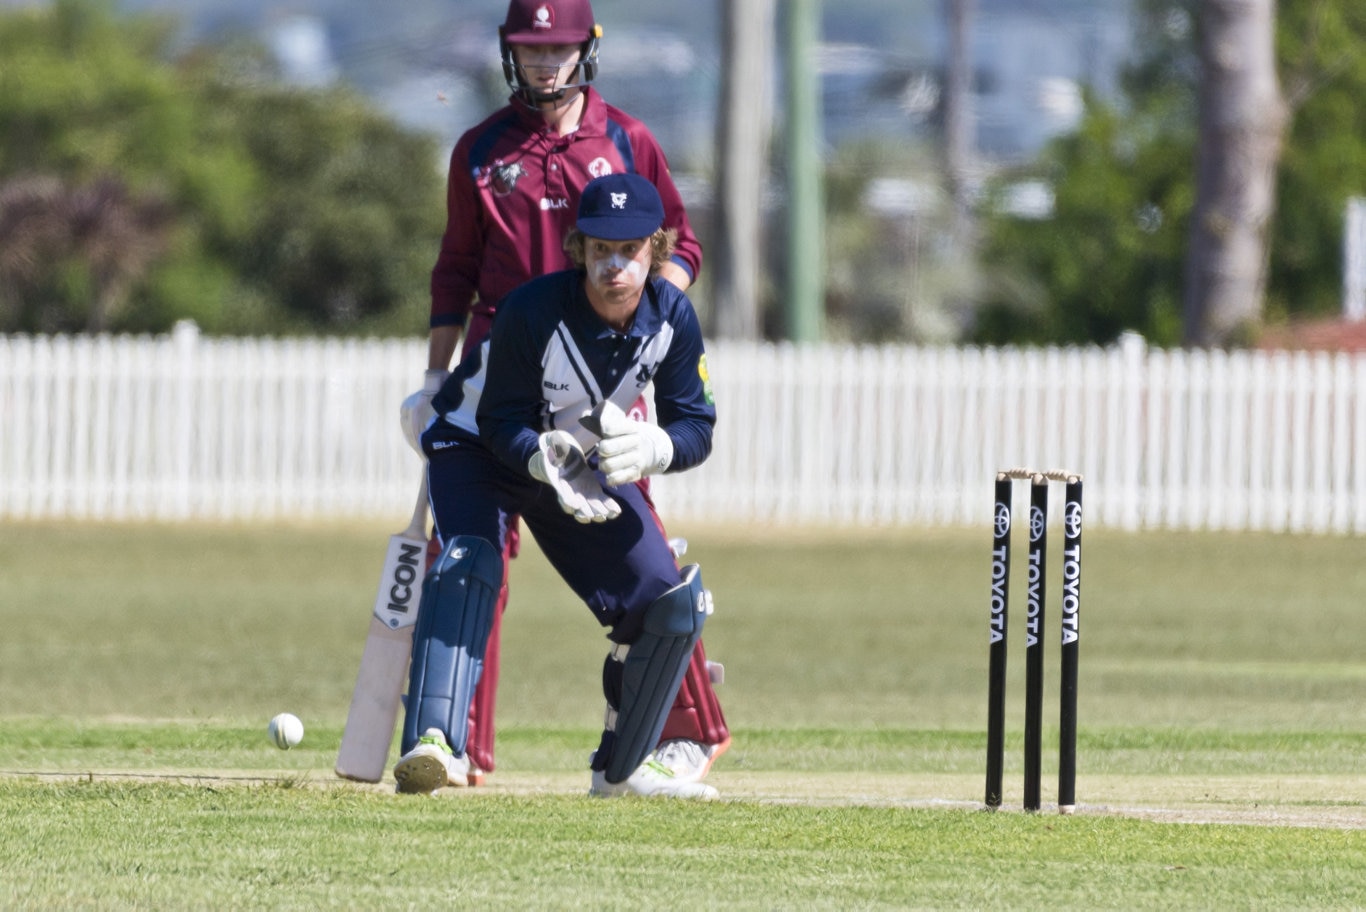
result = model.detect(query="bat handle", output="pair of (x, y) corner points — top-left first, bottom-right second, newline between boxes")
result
(404, 472), (430, 538)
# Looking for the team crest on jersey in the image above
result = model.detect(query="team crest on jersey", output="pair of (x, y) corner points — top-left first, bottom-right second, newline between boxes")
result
(487, 161), (526, 196)
(587, 157), (614, 178)
(698, 354), (714, 405)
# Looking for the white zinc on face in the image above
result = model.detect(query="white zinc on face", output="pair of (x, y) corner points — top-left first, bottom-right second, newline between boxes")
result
(586, 239), (649, 287)
(593, 250), (644, 283)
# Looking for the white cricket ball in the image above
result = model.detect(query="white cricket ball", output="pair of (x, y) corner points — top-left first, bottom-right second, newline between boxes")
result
(267, 712), (304, 750)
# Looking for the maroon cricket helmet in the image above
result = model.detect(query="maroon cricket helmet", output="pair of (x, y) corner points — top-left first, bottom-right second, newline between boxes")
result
(501, 0), (599, 45)
(499, 0), (603, 105)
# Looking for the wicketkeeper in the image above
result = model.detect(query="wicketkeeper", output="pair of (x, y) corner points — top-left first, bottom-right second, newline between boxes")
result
(395, 174), (720, 799)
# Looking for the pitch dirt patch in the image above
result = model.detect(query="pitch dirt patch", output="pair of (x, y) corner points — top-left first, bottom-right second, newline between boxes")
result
(6, 768), (1363, 829)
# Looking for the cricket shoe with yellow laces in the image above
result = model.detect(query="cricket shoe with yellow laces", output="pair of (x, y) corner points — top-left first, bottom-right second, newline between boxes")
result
(589, 757), (719, 800)
(394, 728), (469, 794)
(653, 736), (731, 784)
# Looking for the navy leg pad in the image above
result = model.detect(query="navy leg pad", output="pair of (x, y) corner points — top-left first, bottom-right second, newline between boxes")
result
(401, 536), (503, 756)
(604, 564), (709, 782)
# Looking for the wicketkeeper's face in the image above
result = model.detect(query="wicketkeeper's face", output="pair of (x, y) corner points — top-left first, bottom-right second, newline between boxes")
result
(584, 237), (652, 302)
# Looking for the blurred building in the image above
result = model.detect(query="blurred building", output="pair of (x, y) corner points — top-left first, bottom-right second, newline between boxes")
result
(97, 0), (1134, 171)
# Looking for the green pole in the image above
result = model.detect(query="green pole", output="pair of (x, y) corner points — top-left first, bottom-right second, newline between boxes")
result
(784, 0), (824, 342)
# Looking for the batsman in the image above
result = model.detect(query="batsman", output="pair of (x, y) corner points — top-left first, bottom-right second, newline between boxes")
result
(395, 174), (720, 799)
(407, 0), (729, 787)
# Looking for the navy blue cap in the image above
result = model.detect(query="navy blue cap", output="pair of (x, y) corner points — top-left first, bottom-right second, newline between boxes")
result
(576, 173), (664, 240)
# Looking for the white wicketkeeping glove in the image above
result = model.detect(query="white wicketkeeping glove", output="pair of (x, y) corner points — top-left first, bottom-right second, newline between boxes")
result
(590, 400), (674, 487)
(528, 430), (622, 523)
(401, 369), (448, 453)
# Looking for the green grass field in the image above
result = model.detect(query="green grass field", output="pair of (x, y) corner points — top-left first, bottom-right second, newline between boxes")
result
(1, 520), (1363, 908)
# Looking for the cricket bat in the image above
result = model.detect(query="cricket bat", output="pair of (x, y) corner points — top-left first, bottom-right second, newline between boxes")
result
(335, 474), (430, 782)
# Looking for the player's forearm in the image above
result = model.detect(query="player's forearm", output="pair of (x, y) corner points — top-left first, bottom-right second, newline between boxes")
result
(658, 261), (692, 292)
(428, 325), (462, 371)
(479, 417), (541, 477)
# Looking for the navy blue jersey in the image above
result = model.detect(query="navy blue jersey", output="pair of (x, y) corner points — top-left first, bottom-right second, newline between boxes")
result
(432, 269), (715, 477)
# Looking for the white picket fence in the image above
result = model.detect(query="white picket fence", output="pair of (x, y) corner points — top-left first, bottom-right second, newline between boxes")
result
(4, 324), (1366, 533)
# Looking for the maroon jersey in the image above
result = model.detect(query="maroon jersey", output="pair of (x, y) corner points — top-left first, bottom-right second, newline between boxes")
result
(430, 87), (702, 331)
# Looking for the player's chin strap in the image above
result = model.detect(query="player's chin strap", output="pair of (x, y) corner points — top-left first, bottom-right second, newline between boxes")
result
(593, 564), (713, 783)
(500, 26), (601, 108)
(400, 535), (503, 756)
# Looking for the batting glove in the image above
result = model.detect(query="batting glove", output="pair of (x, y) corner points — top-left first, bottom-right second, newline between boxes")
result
(528, 431), (622, 523)
(402, 368), (448, 453)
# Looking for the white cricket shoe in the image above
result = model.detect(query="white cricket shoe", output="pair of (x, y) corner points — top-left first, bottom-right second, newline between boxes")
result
(654, 736), (731, 784)
(394, 728), (468, 795)
(589, 758), (719, 800)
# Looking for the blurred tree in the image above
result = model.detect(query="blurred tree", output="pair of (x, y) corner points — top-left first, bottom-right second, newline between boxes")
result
(0, 0), (226, 333)
(709, 0), (774, 341)
(0, 175), (174, 332)
(0, 0), (444, 336)
(780, 0), (825, 342)
(1183, 0), (1285, 347)
(941, 0), (975, 244)
(192, 82), (444, 333)
(823, 140), (969, 343)
(970, 0), (1366, 347)
(1267, 0), (1366, 324)
(972, 98), (1192, 346)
